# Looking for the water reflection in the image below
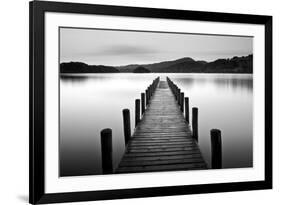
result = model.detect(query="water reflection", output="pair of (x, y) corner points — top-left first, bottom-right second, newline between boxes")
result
(173, 74), (252, 92)
(60, 73), (253, 176)
(60, 74), (90, 83)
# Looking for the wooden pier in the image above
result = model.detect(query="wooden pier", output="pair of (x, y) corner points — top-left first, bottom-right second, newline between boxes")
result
(115, 77), (208, 174)
(100, 77), (222, 174)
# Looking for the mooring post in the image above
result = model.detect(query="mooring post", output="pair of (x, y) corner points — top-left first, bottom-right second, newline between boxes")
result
(145, 89), (149, 106)
(148, 86), (150, 99)
(211, 129), (222, 169)
(174, 85), (177, 99)
(147, 87), (149, 100)
(141, 93), (145, 115)
(122, 109), (131, 145)
(180, 92), (184, 112)
(135, 99), (140, 127)
(177, 88), (181, 105)
(192, 107), (198, 141)
(174, 87), (176, 98)
(174, 85), (177, 98)
(100, 128), (113, 174)
(185, 97), (189, 123)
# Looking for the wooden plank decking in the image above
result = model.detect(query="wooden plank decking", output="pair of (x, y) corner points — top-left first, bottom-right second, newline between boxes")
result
(115, 80), (207, 174)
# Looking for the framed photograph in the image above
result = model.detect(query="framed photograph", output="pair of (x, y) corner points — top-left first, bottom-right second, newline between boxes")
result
(29, 0), (272, 204)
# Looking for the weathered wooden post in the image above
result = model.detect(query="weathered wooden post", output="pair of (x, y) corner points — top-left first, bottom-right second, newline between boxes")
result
(122, 109), (131, 145)
(145, 89), (149, 106)
(185, 97), (189, 123)
(180, 92), (184, 112)
(141, 93), (145, 115)
(211, 129), (222, 169)
(192, 107), (198, 141)
(135, 99), (140, 127)
(100, 128), (113, 174)
(177, 88), (181, 105)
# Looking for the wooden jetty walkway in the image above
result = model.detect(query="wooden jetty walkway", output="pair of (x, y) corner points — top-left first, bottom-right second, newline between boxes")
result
(100, 77), (222, 174)
(115, 79), (207, 173)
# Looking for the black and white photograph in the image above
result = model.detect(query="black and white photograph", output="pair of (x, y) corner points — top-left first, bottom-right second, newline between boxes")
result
(28, 1), (273, 204)
(59, 27), (253, 177)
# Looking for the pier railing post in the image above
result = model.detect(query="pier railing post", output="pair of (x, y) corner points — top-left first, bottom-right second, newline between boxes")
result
(180, 92), (184, 112)
(173, 84), (176, 98)
(135, 99), (140, 127)
(211, 129), (222, 169)
(174, 85), (178, 102)
(122, 109), (131, 145)
(141, 93), (145, 115)
(100, 128), (113, 174)
(185, 97), (189, 123)
(145, 89), (149, 106)
(148, 86), (150, 101)
(177, 89), (181, 105)
(192, 107), (198, 141)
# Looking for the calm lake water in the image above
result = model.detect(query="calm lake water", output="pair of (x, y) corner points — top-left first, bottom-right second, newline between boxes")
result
(59, 73), (253, 176)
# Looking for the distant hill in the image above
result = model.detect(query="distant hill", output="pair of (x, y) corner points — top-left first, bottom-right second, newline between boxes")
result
(60, 55), (253, 74)
(133, 66), (151, 73)
(203, 55), (253, 73)
(60, 62), (120, 73)
(117, 57), (206, 73)
(117, 55), (252, 73)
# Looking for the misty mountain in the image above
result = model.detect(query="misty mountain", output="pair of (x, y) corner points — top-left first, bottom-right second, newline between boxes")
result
(60, 55), (252, 73)
(117, 55), (252, 73)
(60, 62), (120, 73)
(117, 57), (206, 73)
(133, 66), (151, 73)
(203, 55), (253, 73)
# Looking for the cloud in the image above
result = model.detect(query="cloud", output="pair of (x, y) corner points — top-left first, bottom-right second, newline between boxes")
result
(80, 45), (159, 57)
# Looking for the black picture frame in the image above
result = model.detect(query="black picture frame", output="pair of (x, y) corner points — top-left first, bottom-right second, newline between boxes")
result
(29, 0), (272, 204)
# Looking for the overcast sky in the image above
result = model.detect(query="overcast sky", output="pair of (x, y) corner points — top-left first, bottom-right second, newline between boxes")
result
(60, 27), (253, 66)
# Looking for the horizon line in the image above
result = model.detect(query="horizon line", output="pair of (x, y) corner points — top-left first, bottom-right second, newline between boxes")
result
(60, 53), (253, 67)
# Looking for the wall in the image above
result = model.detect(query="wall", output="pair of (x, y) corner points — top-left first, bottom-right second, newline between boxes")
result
(0, 0), (279, 204)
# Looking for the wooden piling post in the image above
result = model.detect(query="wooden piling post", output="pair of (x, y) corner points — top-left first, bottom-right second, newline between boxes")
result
(174, 85), (176, 99)
(122, 109), (131, 145)
(177, 89), (181, 105)
(145, 89), (149, 106)
(135, 99), (140, 127)
(141, 93), (145, 115)
(147, 86), (150, 100)
(192, 107), (198, 141)
(100, 128), (113, 174)
(185, 97), (189, 123)
(211, 129), (222, 169)
(147, 87), (150, 103)
(180, 92), (184, 112)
